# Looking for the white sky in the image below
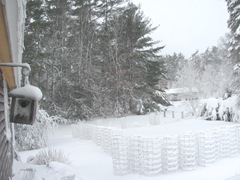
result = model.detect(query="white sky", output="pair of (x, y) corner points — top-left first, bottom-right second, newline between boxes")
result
(131, 0), (230, 58)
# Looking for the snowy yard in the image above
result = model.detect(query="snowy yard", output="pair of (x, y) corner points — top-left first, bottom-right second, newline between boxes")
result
(13, 113), (240, 180)
(7, 0), (240, 179)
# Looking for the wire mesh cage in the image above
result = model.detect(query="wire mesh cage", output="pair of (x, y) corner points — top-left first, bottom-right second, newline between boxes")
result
(162, 135), (179, 173)
(112, 135), (130, 175)
(179, 132), (198, 171)
(198, 130), (217, 166)
(140, 137), (162, 176)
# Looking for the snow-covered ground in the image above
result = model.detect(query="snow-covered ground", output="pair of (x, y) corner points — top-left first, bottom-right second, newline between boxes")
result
(13, 118), (240, 180)
(13, 99), (240, 180)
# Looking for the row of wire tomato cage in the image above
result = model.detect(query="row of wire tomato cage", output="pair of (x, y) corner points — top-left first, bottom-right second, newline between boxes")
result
(72, 123), (240, 176)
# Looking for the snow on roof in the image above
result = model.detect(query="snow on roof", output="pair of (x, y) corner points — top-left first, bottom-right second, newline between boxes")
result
(165, 87), (199, 94)
(9, 85), (43, 101)
(4, 0), (26, 86)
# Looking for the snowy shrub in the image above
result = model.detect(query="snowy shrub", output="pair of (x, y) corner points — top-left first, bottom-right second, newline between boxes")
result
(31, 148), (70, 165)
(14, 109), (55, 151)
(51, 115), (68, 125)
(182, 99), (200, 117)
(20, 168), (36, 180)
(61, 175), (76, 180)
(198, 96), (240, 122)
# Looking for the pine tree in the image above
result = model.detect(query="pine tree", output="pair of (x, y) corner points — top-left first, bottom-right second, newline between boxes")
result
(23, 0), (51, 85)
(23, 0), (167, 119)
(226, 0), (240, 63)
(163, 53), (187, 85)
(99, 3), (165, 115)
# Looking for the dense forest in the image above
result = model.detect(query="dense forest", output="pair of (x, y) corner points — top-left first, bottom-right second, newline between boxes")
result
(23, 0), (240, 120)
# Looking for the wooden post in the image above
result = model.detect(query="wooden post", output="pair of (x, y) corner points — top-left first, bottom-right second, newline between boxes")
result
(172, 111), (174, 118)
(164, 111), (166, 117)
(181, 111), (184, 119)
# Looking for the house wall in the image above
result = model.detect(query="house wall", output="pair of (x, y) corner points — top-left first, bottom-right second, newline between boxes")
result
(167, 93), (199, 101)
(0, 1), (26, 179)
(0, 71), (13, 179)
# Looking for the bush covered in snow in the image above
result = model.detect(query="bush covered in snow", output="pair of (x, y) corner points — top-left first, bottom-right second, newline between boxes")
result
(182, 99), (200, 117)
(29, 148), (70, 165)
(199, 96), (240, 122)
(14, 109), (55, 150)
(51, 115), (68, 125)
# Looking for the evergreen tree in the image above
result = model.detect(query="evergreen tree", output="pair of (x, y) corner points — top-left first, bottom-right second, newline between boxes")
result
(163, 53), (187, 86)
(99, 3), (165, 115)
(23, 0), (167, 119)
(23, 0), (51, 88)
(226, 0), (240, 63)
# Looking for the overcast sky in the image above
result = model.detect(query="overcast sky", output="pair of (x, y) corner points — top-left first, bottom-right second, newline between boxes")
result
(131, 0), (230, 58)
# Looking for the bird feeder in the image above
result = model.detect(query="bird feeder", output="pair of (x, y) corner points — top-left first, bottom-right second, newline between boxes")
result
(9, 85), (42, 125)
(0, 63), (42, 125)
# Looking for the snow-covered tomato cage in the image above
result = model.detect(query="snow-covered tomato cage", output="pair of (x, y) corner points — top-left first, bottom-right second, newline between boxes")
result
(0, 63), (42, 125)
